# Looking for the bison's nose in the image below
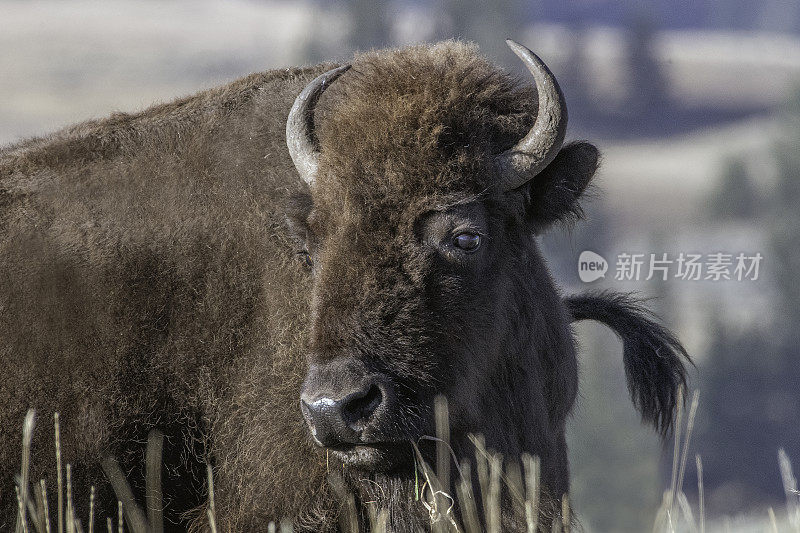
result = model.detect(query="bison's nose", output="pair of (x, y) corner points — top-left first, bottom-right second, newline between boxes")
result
(300, 382), (384, 447)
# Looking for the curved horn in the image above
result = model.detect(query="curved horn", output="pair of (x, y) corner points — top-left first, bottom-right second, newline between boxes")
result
(286, 65), (351, 186)
(495, 40), (567, 191)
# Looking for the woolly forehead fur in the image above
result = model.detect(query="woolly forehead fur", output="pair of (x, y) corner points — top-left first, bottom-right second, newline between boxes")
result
(311, 41), (536, 219)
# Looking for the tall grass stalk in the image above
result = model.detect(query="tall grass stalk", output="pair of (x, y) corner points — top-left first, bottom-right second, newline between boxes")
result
(435, 395), (451, 500)
(100, 456), (147, 533)
(32, 479), (45, 531)
(55, 413), (64, 533)
(523, 453), (541, 533)
(668, 386), (685, 515)
(676, 391), (700, 499)
(560, 495), (570, 533)
(145, 431), (164, 533)
(432, 395), (457, 533)
(454, 461), (480, 533)
(411, 441), (455, 532)
(16, 409), (36, 533)
(367, 505), (388, 533)
(207, 465), (218, 533)
(505, 460), (525, 525)
(779, 448), (800, 532)
(769, 507), (778, 533)
(654, 387), (701, 533)
(16, 486), (29, 533)
(696, 455), (705, 533)
(486, 452), (502, 533)
(41, 480), (52, 533)
(471, 434), (489, 524)
(21, 479), (42, 533)
(65, 464), (73, 533)
(328, 471), (358, 533)
(88, 486), (94, 533)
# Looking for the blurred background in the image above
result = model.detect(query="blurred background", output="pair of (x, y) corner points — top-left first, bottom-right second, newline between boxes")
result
(2, 0), (799, 530)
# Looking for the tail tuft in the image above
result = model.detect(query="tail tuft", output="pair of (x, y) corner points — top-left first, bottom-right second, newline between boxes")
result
(565, 290), (691, 436)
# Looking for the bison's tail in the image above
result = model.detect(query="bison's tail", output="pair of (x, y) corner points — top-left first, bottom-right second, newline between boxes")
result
(564, 290), (691, 436)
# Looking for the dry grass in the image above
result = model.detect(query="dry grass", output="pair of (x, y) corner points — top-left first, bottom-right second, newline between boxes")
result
(12, 410), (185, 533)
(651, 388), (800, 533)
(10, 390), (800, 532)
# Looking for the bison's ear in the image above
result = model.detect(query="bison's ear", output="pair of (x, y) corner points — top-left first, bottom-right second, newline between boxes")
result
(516, 141), (600, 230)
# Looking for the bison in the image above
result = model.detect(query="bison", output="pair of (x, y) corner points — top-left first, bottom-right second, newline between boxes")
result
(1, 40), (689, 531)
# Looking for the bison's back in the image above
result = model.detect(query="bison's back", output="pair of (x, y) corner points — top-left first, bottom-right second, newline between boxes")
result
(0, 65), (333, 528)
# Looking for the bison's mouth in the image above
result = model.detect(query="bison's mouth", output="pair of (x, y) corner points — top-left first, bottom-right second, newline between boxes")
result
(327, 441), (414, 472)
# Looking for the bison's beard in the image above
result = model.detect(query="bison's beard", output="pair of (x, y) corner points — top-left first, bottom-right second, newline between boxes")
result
(339, 468), (433, 532)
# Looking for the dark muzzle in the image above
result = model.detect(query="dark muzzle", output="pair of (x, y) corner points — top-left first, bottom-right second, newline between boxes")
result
(300, 359), (392, 447)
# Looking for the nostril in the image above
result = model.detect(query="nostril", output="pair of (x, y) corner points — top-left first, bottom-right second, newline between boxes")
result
(341, 384), (383, 430)
(301, 396), (349, 446)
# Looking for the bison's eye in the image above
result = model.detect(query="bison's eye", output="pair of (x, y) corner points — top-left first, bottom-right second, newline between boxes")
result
(453, 232), (481, 251)
(297, 250), (313, 269)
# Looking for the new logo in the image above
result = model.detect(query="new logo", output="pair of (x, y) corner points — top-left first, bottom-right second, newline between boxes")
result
(578, 251), (608, 283)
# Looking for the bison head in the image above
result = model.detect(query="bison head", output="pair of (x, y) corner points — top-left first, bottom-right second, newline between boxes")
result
(285, 41), (599, 478)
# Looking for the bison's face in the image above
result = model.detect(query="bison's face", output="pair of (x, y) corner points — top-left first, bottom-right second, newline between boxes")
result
(284, 41), (599, 472)
(288, 193), (519, 470)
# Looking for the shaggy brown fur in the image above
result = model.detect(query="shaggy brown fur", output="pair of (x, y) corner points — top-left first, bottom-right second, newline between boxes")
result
(0, 41), (688, 531)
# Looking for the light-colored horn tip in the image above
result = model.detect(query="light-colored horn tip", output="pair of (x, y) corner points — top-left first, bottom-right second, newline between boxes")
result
(320, 65), (351, 87)
(505, 39), (524, 51)
(332, 64), (352, 76)
(504, 40), (550, 73)
(505, 39), (534, 60)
